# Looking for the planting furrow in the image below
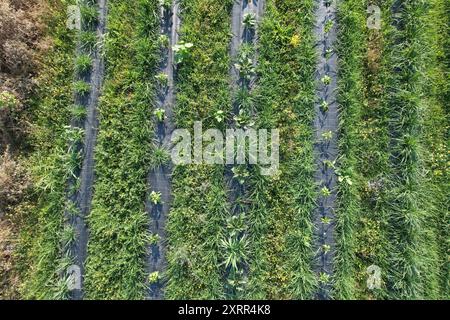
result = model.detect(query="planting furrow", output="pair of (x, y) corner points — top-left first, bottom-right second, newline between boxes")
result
(145, 0), (180, 300)
(225, 0), (265, 298)
(312, 0), (339, 299)
(65, 0), (107, 300)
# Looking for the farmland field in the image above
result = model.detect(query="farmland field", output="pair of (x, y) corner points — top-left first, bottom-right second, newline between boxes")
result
(0, 0), (448, 301)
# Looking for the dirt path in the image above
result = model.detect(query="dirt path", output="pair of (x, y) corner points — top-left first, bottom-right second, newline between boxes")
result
(312, 0), (339, 300)
(66, 0), (107, 300)
(146, 0), (180, 300)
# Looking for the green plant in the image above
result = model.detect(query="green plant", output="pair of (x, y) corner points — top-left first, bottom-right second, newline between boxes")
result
(80, 4), (98, 27)
(158, 34), (170, 48)
(155, 72), (169, 86)
(320, 100), (329, 112)
(232, 166), (250, 185)
(321, 75), (332, 85)
(149, 191), (162, 205)
(318, 272), (330, 284)
(321, 130), (333, 141)
(322, 244), (331, 253)
(173, 41), (193, 64)
(324, 19), (334, 33)
(320, 186), (331, 197)
(153, 108), (166, 122)
(221, 235), (249, 271)
(69, 104), (87, 120)
(79, 31), (97, 52)
(149, 234), (161, 245)
(243, 13), (256, 29)
(148, 271), (160, 284)
(214, 110), (225, 123)
(73, 80), (91, 95)
(75, 54), (92, 74)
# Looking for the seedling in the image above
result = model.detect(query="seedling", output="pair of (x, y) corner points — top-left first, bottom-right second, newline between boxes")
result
(321, 130), (333, 141)
(153, 108), (166, 122)
(235, 56), (255, 81)
(325, 48), (333, 59)
(74, 80), (91, 95)
(325, 20), (334, 33)
(232, 166), (250, 185)
(221, 235), (249, 271)
(320, 100), (329, 112)
(75, 54), (92, 74)
(242, 13), (256, 29)
(215, 110), (225, 123)
(80, 31), (97, 52)
(148, 271), (160, 284)
(320, 186), (331, 197)
(149, 234), (161, 245)
(321, 216), (331, 224)
(318, 272), (330, 284)
(155, 72), (169, 87)
(158, 34), (170, 48)
(322, 244), (331, 253)
(61, 225), (76, 248)
(149, 191), (162, 205)
(151, 146), (170, 168)
(70, 104), (87, 121)
(322, 159), (335, 169)
(321, 75), (332, 85)
(226, 214), (246, 237)
(173, 41), (193, 64)
(66, 200), (80, 217)
(233, 109), (254, 128)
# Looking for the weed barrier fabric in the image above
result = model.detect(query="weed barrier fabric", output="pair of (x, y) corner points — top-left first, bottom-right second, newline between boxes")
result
(146, 1), (180, 300)
(226, 0), (265, 298)
(66, 0), (107, 300)
(312, 0), (339, 299)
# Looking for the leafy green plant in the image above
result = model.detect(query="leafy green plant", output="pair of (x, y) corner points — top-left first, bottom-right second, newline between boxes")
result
(320, 186), (331, 197)
(73, 80), (91, 96)
(321, 130), (333, 141)
(232, 166), (250, 185)
(214, 110), (225, 123)
(149, 191), (162, 205)
(80, 4), (98, 27)
(243, 13), (256, 29)
(79, 31), (97, 52)
(69, 104), (87, 120)
(321, 75), (332, 85)
(153, 108), (166, 122)
(155, 72), (169, 87)
(324, 19), (334, 33)
(148, 271), (160, 284)
(158, 34), (170, 48)
(75, 54), (92, 74)
(318, 272), (330, 284)
(221, 235), (249, 271)
(173, 41), (193, 64)
(320, 100), (329, 112)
